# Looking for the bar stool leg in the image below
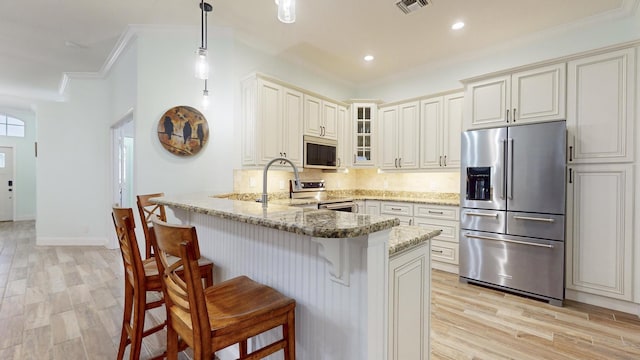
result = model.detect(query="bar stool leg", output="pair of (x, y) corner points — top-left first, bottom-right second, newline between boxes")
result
(117, 282), (134, 360)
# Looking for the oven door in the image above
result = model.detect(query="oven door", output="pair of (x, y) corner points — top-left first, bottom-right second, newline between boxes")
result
(319, 202), (355, 212)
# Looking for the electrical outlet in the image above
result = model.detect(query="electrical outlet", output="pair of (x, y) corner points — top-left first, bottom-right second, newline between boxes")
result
(249, 177), (256, 188)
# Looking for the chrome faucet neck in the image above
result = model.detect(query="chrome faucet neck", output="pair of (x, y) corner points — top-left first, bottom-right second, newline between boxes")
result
(262, 157), (301, 209)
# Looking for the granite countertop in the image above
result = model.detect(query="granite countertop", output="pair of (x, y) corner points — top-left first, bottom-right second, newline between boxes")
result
(389, 226), (441, 257)
(152, 193), (399, 239)
(216, 190), (460, 207)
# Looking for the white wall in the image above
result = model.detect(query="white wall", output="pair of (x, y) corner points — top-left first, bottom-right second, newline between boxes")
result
(357, 7), (640, 102)
(36, 79), (111, 245)
(0, 107), (36, 220)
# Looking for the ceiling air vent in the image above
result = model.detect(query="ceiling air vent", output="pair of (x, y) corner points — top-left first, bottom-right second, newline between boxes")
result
(396, 0), (430, 14)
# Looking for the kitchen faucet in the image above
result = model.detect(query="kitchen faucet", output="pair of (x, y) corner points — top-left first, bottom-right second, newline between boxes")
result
(262, 157), (301, 209)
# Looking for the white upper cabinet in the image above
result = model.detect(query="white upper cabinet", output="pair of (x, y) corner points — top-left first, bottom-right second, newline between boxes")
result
(419, 97), (441, 168)
(352, 103), (377, 167)
(241, 75), (303, 167)
(379, 101), (420, 170)
(567, 48), (635, 164)
(465, 63), (566, 129)
(420, 92), (463, 169)
(337, 104), (350, 169)
(304, 94), (338, 140)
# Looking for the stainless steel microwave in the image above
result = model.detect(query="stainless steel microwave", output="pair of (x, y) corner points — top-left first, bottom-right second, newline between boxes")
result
(303, 135), (338, 169)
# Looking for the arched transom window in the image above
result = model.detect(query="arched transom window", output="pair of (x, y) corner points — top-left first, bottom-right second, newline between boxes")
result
(0, 113), (25, 137)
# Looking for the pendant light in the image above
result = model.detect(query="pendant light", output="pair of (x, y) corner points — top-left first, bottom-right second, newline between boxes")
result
(277, 0), (296, 24)
(202, 80), (210, 109)
(195, 1), (212, 80)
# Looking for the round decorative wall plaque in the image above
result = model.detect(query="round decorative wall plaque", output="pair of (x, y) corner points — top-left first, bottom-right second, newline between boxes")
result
(157, 106), (209, 156)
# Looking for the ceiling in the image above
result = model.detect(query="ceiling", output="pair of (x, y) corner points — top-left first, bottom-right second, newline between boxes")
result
(0, 0), (636, 105)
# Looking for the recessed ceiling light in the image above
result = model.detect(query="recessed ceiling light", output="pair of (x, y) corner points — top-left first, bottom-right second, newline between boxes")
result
(364, 55), (374, 62)
(451, 21), (465, 30)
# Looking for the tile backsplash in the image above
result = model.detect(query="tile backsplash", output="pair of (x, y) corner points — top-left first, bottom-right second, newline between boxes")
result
(233, 168), (460, 194)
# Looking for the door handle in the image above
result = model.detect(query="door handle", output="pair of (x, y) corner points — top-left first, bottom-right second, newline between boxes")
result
(399, 158), (402, 168)
(465, 212), (498, 218)
(500, 139), (506, 200)
(431, 249), (444, 254)
(506, 109), (510, 123)
(395, 158), (398, 168)
(439, 155), (442, 167)
(513, 215), (555, 223)
(464, 233), (554, 248)
(513, 108), (517, 122)
(508, 138), (514, 200)
(443, 155), (447, 166)
(428, 210), (444, 215)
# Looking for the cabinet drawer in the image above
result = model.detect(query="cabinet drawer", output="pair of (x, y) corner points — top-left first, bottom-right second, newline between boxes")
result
(381, 202), (413, 217)
(430, 240), (458, 265)
(414, 204), (459, 221)
(413, 218), (459, 243)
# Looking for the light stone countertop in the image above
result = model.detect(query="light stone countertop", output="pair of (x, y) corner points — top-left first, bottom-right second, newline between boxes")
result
(152, 193), (400, 239)
(216, 190), (460, 207)
(389, 226), (441, 257)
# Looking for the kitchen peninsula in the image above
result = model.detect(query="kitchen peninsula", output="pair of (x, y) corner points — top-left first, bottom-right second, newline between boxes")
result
(153, 193), (440, 360)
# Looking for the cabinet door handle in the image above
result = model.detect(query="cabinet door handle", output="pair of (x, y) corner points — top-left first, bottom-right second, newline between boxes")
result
(391, 207), (402, 211)
(439, 156), (442, 166)
(279, 152), (283, 157)
(394, 158), (398, 168)
(513, 108), (517, 122)
(569, 146), (573, 162)
(569, 168), (573, 184)
(283, 152), (287, 158)
(443, 155), (447, 166)
(428, 210), (444, 215)
(431, 249), (444, 254)
(399, 158), (402, 168)
(409, 219), (413, 225)
(506, 109), (510, 123)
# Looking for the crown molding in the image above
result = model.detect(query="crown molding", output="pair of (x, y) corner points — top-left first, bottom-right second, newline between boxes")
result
(58, 24), (196, 97)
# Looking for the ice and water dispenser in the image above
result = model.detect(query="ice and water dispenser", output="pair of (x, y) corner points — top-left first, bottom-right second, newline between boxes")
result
(466, 167), (491, 201)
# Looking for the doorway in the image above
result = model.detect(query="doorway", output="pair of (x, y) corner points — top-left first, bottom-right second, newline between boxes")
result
(0, 146), (14, 221)
(112, 111), (134, 209)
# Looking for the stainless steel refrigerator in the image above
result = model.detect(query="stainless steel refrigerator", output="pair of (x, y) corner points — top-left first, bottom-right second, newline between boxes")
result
(459, 120), (566, 306)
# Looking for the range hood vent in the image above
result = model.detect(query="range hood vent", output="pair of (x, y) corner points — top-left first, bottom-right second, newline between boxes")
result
(396, 0), (430, 14)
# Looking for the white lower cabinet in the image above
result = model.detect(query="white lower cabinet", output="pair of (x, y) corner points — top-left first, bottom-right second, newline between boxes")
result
(566, 163), (633, 301)
(413, 204), (460, 274)
(388, 242), (430, 360)
(365, 200), (381, 216)
(381, 202), (414, 225)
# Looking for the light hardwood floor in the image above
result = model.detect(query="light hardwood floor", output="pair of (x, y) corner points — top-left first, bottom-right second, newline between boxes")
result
(1, 221), (639, 359)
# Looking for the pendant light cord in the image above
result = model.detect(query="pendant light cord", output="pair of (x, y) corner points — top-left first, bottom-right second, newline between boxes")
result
(200, 0), (205, 49)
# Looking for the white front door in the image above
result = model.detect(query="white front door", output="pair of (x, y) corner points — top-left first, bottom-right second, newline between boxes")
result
(0, 147), (14, 221)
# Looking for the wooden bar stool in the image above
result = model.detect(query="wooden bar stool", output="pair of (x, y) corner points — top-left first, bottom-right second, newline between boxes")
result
(112, 207), (165, 360)
(152, 218), (296, 360)
(137, 193), (214, 287)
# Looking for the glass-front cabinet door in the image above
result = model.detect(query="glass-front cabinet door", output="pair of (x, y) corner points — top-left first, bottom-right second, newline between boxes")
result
(353, 103), (376, 167)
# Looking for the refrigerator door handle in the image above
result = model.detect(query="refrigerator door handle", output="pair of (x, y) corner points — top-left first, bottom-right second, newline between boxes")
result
(508, 138), (514, 200)
(465, 212), (499, 218)
(500, 139), (506, 199)
(464, 233), (554, 249)
(513, 215), (555, 223)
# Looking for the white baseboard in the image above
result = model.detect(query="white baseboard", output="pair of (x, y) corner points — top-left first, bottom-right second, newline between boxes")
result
(36, 236), (108, 247)
(432, 262), (459, 274)
(565, 289), (640, 316)
(14, 215), (36, 221)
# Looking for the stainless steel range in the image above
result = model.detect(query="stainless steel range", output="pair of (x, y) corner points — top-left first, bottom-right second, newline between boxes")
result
(459, 120), (566, 306)
(289, 180), (356, 212)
